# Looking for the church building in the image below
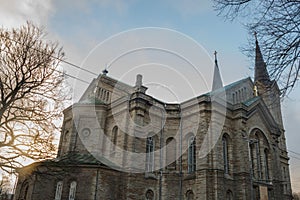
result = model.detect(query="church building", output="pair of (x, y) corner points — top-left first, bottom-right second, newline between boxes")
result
(14, 38), (292, 199)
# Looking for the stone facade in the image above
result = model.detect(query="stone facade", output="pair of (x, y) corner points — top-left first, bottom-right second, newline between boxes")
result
(14, 41), (293, 200)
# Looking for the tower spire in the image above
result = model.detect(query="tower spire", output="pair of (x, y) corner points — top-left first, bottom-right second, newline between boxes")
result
(212, 51), (223, 91)
(254, 32), (270, 85)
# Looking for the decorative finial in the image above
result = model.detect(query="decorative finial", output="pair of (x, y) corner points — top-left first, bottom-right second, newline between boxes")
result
(135, 74), (143, 88)
(102, 68), (108, 75)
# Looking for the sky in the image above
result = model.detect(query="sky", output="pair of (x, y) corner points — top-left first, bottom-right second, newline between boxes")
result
(0, 0), (299, 193)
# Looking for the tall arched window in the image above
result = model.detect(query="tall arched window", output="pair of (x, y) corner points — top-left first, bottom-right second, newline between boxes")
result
(250, 142), (255, 178)
(264, 149), (269, 180)
(255, 134), (262, 179)
(166, 137), (176, 169)
(146, 137), (155, 172)
(250, 129), (270, 182)
(111, 126), (118, 156)
(55, 181), (63, 200)
(68, 181), (77, 200)
(222, 136), (229, 174)
(188, 136), (196, 173)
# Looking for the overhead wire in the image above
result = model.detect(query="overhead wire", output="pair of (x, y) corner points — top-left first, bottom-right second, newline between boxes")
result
(0, 34), (97, 84)
(1, 34), (98, 73)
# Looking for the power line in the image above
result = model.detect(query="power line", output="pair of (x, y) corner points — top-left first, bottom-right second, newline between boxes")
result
(0, 38), (93, 84)
(0, 47), (91, 85)
(289, 149), (300, 157)
(1, 34), (99, 77)
(290, 155), (300, 161)
(63, 72), (90, 84)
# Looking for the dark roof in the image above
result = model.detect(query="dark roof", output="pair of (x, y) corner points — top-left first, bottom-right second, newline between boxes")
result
(48, 153), (102, 165)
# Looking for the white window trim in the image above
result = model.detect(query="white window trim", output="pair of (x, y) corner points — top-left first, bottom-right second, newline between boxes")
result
(68, 181), (77, 200)
(55, 181), (63, 200)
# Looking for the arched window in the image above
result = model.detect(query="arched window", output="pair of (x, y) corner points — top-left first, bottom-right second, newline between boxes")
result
(68, 181), (77, 200)
(186, 190), (194, 200)
(255, 134), (262, 179)
(250, 130), (270, 181)
(188, 136), (196, 173)
(166, 137), (176, 169)
(264, 149), (269, 180)
(111, 126), (118, 156)
(55, 181), (63, 200)
(145, 189), (154, 200)
(250, 142), (255, 178)
(222, 136), (229, 174)
(20, 182), (29, 200)
(226, 190), (233, 200)
(146, 137), (155, 172)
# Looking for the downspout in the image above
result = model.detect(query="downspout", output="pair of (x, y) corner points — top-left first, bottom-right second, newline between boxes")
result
(94, 168), (100, 200)
(159, 104), (166, 200)
(179, 105), (183, 200)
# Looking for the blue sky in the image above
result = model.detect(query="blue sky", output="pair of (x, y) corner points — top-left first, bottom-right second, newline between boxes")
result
(0, 0), (299, 192)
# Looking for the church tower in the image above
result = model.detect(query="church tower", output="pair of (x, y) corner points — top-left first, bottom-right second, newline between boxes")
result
(254, 34), (283, 128)
(254, 34), (292, 196)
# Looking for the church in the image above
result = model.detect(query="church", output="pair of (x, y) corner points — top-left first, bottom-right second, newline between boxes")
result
(14, 38), (292, 200)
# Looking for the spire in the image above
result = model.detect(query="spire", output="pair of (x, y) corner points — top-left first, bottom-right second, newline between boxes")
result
(254, 32), (270, 84)
(212, 51), (223, 91)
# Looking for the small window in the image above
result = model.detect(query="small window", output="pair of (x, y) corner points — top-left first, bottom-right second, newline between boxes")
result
(226, 190), (233, 200)
(145, 189), (154, 200)
(68, 181), (77, 200)
(111, 126), (118, 156)
(188, 136), (196, 173)
(222, 136), (229, 174)
(146, 137), (155, 172)
(186, 190), (194, 200)
(264, 149), (269, 180)
(55, 181), (63, 200)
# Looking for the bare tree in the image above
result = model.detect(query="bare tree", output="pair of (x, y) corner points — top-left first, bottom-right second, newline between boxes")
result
(0, 22), (69, 173)
(213, 0), (300, 96)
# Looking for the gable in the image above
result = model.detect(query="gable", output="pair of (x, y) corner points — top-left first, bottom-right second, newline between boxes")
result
(244, 97), (281, 137)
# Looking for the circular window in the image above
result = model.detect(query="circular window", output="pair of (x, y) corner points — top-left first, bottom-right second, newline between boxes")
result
(81, 128), (91, 137)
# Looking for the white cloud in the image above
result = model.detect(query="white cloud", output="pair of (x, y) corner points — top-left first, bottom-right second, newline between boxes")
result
(0, 0), (53, 28)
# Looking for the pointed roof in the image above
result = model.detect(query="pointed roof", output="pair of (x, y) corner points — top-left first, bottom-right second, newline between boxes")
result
(212, 51), (223, 91)
(254, 33), (271, 84)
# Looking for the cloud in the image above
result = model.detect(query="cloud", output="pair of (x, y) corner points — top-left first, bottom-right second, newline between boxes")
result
(0, 0), (53, 28)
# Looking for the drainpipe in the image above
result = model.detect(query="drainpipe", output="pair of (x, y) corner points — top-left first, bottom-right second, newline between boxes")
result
(179, 105), (183, 200)
(94, 168), (100, 200)
(246, 138), (257, 200)
(159, 104), (166, 200)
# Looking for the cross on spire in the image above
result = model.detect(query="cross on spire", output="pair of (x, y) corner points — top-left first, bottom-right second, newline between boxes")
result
(212, 50), (223, 91)
(214, 50), (218, 62)
(254, 31), (258, 41)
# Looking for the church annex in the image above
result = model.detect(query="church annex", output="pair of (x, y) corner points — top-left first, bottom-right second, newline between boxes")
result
(14, 39), (292, 200)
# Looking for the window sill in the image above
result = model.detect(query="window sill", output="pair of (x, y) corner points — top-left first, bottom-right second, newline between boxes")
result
(144, 172), (158, 180)
(224, 173), (233, 180)
(184, 173), (196, 180)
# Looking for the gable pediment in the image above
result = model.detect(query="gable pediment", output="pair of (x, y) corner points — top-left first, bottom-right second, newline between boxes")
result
(244, 97), (281, 137)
